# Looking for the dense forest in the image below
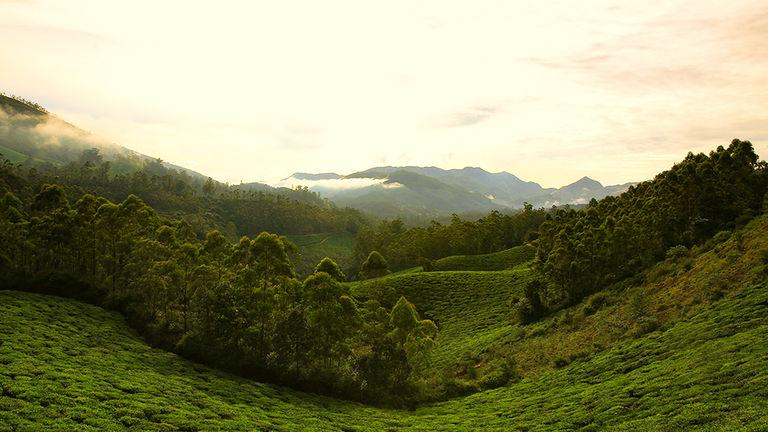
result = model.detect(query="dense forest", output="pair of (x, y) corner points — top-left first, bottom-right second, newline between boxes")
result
(526, 140), (768, 317)
(0, 153), (438, 405)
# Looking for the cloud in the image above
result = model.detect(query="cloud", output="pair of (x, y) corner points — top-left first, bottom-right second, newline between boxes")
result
(0, 105), (116, 161)
(435, 104), (504, 128)
(275, 176), (385, 192)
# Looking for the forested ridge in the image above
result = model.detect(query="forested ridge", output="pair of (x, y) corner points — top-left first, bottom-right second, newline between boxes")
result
(536, 140), (767, 308)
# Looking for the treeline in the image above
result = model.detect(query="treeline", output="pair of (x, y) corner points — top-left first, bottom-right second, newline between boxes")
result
(533, 139), (768, 309)
(353, 204), (549, 271)
(0, 177), (437, 406)
(4, 148), (367, 239)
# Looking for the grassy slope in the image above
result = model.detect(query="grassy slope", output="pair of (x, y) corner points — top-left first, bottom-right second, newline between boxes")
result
(2, 218), (767, 431)
(432, 244), (535, 271)
(0, 144), (62, 166)
(0, 145), (31, 164)
(2, 281), (767, 430)
(350, 265), (534, 371)
(287, 233), (355, 277)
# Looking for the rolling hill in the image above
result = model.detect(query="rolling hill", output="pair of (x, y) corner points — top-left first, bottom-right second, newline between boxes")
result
(431, 244), (536, 272)
(2, 213), (767, 430)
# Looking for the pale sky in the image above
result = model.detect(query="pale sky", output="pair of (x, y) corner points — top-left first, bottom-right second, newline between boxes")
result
(1, 0), (766, 187)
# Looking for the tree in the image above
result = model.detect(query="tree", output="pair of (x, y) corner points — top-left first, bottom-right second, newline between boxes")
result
(389, 296), (437, 376)
(303, 272), (359, 370)
(31, 184), (68, 214)
(1, 191), (24, 223)
(249, 232), (295, 289)
(176, 242), (201, 333)
(314, 257), (346, 282)
(509, 280), (546, 324)
(359, 251), (390, 279)
(74, 193), (102, 284)
(176, 219), (197, 243)
(203, 177), (216, 196)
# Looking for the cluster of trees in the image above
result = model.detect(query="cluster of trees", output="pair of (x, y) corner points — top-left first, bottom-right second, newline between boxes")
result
(534, 140), (768, 307)
(0, 178), (437, 405)
(353, 204), (548, 271)
(3, 148), (366, 240)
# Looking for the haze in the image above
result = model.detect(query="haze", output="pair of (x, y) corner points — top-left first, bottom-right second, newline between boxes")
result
(1, 0), (766, 187)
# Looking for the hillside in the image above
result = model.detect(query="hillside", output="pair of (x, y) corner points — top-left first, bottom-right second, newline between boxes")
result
(350, 214), (768, 397)
(287, 232), (356, 277)
(281, 165), (635, 218)
(2, 212), (767, 430)
(0, 95), (367, 241)
(432, 244), (535, 271)
(0, 94), (207, 179)
(351, 266), (535, 374)
(333, 170), (502, 219)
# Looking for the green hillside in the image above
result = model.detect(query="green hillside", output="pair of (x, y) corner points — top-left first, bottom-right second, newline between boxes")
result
(352, 267), (534, 374)
(432, 244), (535, 271)
(287, 232), (356, 277)
(352, 214), (768, 396)
(2, 216), (768, 430)
(2, 244), (767, 431)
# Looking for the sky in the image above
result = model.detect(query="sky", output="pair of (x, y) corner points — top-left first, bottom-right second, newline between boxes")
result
(1, 0), (766, 187)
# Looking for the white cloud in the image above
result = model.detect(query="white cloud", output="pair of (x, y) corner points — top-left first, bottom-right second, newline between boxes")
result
(276, 177), (385, 191)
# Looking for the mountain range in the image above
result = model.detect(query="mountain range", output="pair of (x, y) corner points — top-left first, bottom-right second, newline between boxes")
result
(1, 94), (636, 220)
(278, 166), (637, 218)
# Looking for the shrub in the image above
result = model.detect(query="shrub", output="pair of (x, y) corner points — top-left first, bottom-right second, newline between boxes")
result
(666, 245), (689, 262)
(441, 378), (480, 398)
(509, 296), (533, 325)
(628, 289), (651, 321)
(359, 251), (391, 280)
(314, 257), (346, 282)
(627, 316), (659, 337)
(417, 257), (434, 272)
(583, 291), (611, 316)
(478, 367), (508, 389)
(712, 231), (731, 244)
(479, 358), (517, 389)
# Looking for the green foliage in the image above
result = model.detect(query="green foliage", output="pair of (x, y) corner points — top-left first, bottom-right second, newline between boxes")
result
(509, 279), (547, 324)
(314, 257), (346, 282)
(0, 145), (367, 240)
(31, 184), (69, 213)
(666, 245), (689, 262)
(352, 268), (535, 378)
(354, 205), (547, 271)
(3, 274), (768, 430)
(359, 251), (391, 280)
(0, 164), (431, 405)
(2, 137), (768, 418)
(250, 231), (296, 284)
(537, 139), (767, 306)
(582, 291), (612, 316)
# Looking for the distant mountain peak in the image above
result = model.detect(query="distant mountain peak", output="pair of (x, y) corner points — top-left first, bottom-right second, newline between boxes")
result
(285, 172), (342, 181)
(278, 165), (634, 216)
(568, 176), (603, 189)
(459, 166), (488, 172)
